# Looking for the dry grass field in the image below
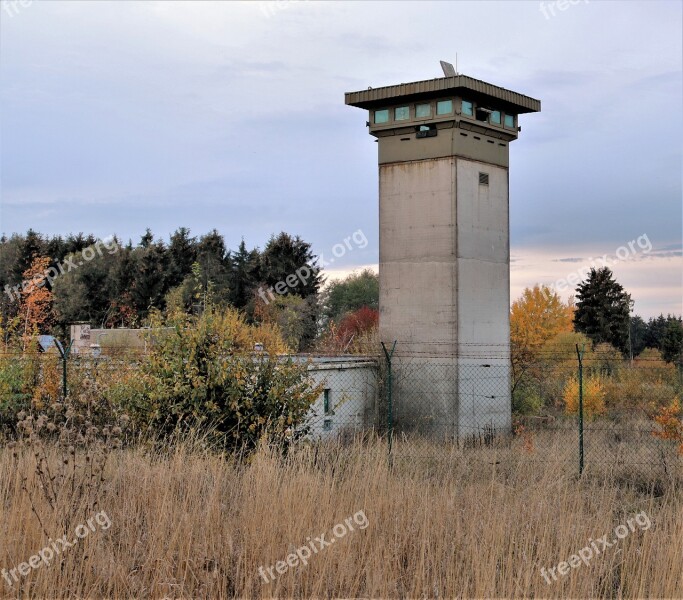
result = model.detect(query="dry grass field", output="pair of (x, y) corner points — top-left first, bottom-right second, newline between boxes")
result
(0, 434), (681, 599)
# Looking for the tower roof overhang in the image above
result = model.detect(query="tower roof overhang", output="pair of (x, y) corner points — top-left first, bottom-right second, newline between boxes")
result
(345, 74), (541, 114)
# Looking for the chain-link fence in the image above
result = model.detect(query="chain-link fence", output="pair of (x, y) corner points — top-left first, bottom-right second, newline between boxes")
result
(379, 342), (683, 479)
(2, 344), (682, 479)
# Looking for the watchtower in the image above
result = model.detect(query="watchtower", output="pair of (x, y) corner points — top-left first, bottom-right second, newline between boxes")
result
(345, 66), (540, 437)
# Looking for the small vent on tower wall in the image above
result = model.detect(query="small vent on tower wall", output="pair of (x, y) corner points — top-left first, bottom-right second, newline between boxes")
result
(479, 172), (489, 185)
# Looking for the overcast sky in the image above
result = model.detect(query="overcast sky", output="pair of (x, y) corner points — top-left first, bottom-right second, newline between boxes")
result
(0, 0), (681, 318)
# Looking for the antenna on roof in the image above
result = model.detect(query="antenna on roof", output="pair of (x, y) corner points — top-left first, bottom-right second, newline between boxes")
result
(440, 59), (457, 77)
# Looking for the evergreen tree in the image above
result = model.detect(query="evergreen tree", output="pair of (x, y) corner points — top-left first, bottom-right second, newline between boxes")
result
(140, 228), (154, 249)
(260, 232), (322, 298)
(196, 230), (230, 303)
(573, 267), (632, 354)
(106, 240), (137, 327)
(661, 317), (683, 364)
(167, 227), (197, 288)
(130, 236), (169, 319)
(229, 239), (261, 309)
(644, 314), (666, 349)
(629, 315), (648, 356)
(259, 233), (322, 348)
(45, 235), (66, 262)
(0, 234), (24, 319)
(53, 244), (118, 327)
(13, 229), (44, 281)
(64, 233), (91, 255)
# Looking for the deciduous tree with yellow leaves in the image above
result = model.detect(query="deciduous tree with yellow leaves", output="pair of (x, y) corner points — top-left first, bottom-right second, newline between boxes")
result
(510, 285), (574, 412)
(510, 285), (573, 351)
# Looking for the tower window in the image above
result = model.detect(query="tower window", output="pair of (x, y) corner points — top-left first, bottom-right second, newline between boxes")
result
(323, 388), (331, 415)
(436, 99), (453, 115)
(415, 103), (431, 118)
(504, 114), (515, 128)
(476, 108), (490, 122)
(395, 106), (410, 121)
(374, 109), (389, 124)
(461, 100), (473, 116)
(490, 110), (501, 125)
(479, 172), (489, 185)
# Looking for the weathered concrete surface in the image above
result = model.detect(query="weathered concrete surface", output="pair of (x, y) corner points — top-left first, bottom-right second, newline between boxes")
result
(346, 74), (540, 440)
(379, 156), (511, 437)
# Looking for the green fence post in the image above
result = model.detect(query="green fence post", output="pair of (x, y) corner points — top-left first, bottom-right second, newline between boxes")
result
(381, 341), (397, 467)
(575, 343), (585, 475)
(56, 340), (73, 401)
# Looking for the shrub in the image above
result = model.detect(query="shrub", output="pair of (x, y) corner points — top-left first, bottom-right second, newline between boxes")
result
(651, 398), (683, 454)
(0, 343), (42, 435)
(563, 374), (606, 417)
(602, 366), (678, 412)
(138, 307), (323, 451)
(512, 382), (543, 415)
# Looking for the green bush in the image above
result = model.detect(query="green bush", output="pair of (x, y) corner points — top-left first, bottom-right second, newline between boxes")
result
(0, 354), (39, 435)
(138, 307), (323, 451)
(512, 381), (543, 415)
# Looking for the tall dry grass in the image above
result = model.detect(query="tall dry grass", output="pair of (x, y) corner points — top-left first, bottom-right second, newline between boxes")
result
(0, 435), (681, 599)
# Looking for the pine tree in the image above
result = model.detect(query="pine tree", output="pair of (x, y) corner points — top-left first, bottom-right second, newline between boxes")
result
(13, 229), (44, 281)
(259, 233), (322, 348)
(131, 237), (169, 319)
(260, 232), (322, 298)
(196, 230), (230, 303)
(167, 227), (197, 288)
(629, 315), (648, 356)
(661, 318), (683, 364)
(573, 267), (632, 354)
(229, 239), (260, 309)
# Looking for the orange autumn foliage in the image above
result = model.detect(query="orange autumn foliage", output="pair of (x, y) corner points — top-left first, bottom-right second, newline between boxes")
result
(510, 285), (574, 352)
(20, 256), (55, 337)
(652, 398), (683, 454)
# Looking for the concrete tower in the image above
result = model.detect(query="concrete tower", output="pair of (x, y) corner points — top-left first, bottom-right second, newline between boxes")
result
(346, 69), (540, 439)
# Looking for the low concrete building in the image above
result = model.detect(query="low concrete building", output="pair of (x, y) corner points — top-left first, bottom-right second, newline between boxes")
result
(299, 356), (379, 439)
(70, 323), (157, 355)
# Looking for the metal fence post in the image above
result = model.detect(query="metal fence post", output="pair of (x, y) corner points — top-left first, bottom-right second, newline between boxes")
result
(381, 341), (397, 466)
(576, 343), (585, 475)
(56, 340), (73, 401)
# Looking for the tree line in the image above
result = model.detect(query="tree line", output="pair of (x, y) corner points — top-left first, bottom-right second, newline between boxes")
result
(513, 266), (682, 363)
(0, 228), (326, 349)
(510, 267), (682, 420)
(0, 228), (383, 352)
